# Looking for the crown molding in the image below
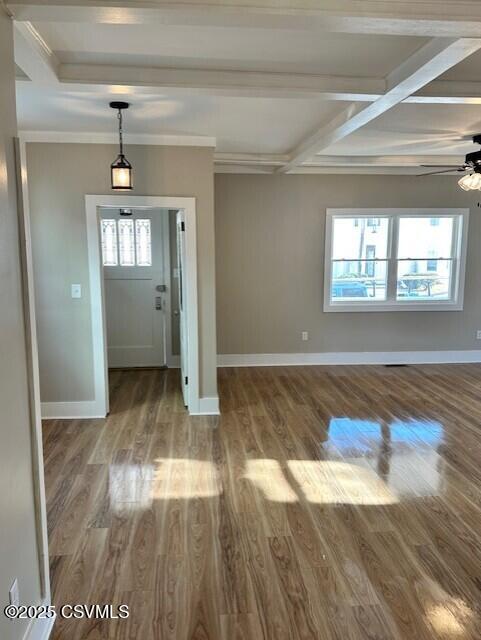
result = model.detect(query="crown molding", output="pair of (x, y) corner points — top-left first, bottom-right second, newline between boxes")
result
(18, 130), (217, 147)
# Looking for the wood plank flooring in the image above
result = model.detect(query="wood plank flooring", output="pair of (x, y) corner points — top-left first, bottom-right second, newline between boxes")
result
(43, 364), (481, 639)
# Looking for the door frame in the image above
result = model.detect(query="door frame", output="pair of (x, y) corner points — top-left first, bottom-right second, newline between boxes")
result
(85, 194), (200, 414)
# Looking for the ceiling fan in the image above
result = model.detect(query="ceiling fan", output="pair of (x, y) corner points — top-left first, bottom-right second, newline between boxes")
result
(418, 134), (481, 190)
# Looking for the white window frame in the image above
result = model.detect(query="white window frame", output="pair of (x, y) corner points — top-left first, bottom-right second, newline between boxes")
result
(324, 208), (469, 313)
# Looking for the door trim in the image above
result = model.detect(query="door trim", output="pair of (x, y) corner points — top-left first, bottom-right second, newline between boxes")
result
(85, 195), (200, 414)
(14, 138), (51, 604)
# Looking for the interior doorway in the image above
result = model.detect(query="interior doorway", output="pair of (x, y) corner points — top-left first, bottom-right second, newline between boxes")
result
(85, 195), (200, 416)
(99, 207), (171, 370)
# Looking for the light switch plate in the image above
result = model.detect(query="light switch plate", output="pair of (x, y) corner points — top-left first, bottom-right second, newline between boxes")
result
(71, 284), (82, 299)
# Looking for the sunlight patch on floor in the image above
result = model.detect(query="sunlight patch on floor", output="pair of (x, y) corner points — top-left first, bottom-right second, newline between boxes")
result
(288, 460), (398, 505)
(152, 458), (221, 499)
(109, 463), (155, 510)
(426, 599), (472, 637)
(243, 459), (298, 503)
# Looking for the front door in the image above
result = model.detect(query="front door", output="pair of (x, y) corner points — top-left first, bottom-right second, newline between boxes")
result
(176, 210), (188, 406)
(101, 209), (166, 368)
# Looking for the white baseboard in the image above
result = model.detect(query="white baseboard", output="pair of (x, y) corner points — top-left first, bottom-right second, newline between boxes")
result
(217, 350), (481, 367)
(41, 396), (219, 418)
(23, 612), (55, 640)
(41, 400), (106, 419)
(190, 396), (220, 415)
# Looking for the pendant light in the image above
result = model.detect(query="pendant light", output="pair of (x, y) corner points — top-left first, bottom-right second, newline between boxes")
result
(110, 101), (132, 190)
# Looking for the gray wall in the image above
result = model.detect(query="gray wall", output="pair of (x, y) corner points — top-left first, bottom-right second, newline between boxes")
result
(215, 173), (481, 354)
(27, 143), (217, 401)
(0, 11), (43, 640)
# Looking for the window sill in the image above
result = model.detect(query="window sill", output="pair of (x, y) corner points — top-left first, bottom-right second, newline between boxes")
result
(324, 301), (464, 313)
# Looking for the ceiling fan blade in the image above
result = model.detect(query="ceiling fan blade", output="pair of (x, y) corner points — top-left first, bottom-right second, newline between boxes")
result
(417, 168), (466, 176)
(420, 164), (463, 168)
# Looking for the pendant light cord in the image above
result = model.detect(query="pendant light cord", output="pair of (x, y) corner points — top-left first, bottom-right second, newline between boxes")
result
(117, 108), (124, 156)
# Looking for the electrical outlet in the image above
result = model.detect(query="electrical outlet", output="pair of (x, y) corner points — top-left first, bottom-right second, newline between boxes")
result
(71, 284), (82, 299)
(476, 330), (481, 340)
(301, 331), (309, 341)
(9, 579), (19, 607)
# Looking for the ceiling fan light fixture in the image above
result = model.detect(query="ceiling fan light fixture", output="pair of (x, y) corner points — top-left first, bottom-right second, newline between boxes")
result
(458, 172), (481, 191)
(110, 101), (133, 190)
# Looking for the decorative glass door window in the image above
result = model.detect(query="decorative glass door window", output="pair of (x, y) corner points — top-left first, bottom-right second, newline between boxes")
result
(135, 219), (152, 266)
(100, 219), (118, 266)
(100, 217), (152, 266)
(118, 219), (135, 266)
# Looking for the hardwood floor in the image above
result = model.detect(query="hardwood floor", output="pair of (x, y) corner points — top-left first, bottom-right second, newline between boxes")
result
(43, 364), (481, 639)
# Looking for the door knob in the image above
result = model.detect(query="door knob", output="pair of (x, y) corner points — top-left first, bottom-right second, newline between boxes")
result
(156, 284), (167, 292)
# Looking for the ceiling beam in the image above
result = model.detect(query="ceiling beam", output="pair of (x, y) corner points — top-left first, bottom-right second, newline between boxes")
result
(215, 152), (289, 167)
(58, 64), (385, 101)
(8, 1), (481, 37)
(16, 62), (479, 106)
(18, 130), (216, 146)
(279, 37), (481, 173)
(13, 21), (59, 84)
(409, 80), (481, 104)
(213, 153), (465, 174)
(286, 166), (463, 175)
(304, 155), (464, 168)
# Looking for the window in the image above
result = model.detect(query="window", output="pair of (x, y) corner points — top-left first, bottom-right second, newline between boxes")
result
(135, 219), (152, 266)
(324, 209), (468, 312)
(118, 219), (135, 266)
(100, 218), (152, 267)
(426, 251), (438, 273)
(365, 245), (376, 277)
(100, 219), (118, 266)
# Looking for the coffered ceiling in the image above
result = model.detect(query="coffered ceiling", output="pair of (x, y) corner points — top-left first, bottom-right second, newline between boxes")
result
(8, 1), (481, 174)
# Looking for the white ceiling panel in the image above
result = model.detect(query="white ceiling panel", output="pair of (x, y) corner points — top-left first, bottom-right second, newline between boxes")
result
(319, 103), (481, 157)
(33, 22), (426, 76)
(439, 48), (481, 82)
(16, 83), (347, 154)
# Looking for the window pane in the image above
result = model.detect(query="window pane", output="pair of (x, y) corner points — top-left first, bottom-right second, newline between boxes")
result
(332, 217), (390, 260)
(118, 219), (135, 266)
(100, 219), (118, 266)
(397, 217), (454, 259)
(396, 259), (452, 301)
(135, 219), (152, 266)
(331, 260), (388, 301)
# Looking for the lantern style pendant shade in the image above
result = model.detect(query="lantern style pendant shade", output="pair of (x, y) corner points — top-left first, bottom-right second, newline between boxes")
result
(110, 101), (133, 190)
(111, 153), (133, 190)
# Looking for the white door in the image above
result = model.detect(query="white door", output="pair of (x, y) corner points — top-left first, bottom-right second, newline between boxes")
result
(101, 209), (166, 368)
(176, 210), (189, 406)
